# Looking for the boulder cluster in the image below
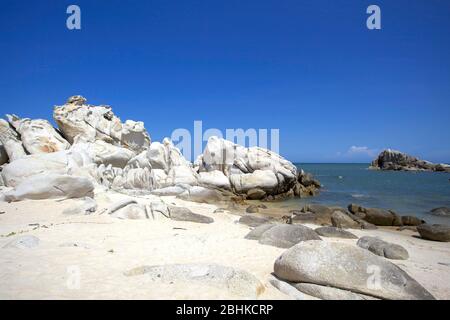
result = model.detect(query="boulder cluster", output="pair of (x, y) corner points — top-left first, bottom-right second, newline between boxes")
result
(370, 149), (450, 172)
(0, 96), (320, 202)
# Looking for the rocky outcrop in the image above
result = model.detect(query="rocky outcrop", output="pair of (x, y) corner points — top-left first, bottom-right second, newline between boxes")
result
(274, 240), (434, 300)
(348, 204), (402, 226)
(53, 96), (151, 153)
(370, 149), (450, 173)
(1, 96), (320, 203)
(195, 136), (320, 200)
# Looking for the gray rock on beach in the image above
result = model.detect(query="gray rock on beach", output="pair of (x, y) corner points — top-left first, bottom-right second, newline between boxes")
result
(244, 223), (276, 240)
(274, 240), (435, 300)
(315, 226), (358, 239)
(168, 206), (214, 224)
(348, 204), (402, 226)
(258, 224), (321, 248)
(357, 236), (409, 260)
(417, 224), (450, 242)
(331, 210), (360, 229)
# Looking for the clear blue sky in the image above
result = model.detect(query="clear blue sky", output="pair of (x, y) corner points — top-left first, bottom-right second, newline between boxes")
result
(1, 0), (449, 163)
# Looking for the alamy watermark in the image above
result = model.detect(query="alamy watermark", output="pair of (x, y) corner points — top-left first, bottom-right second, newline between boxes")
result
(66, 4), (381, 31)
(171, 121), (280, 162)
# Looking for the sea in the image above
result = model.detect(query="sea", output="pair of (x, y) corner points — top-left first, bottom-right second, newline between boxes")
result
(290, 163), (450, 225)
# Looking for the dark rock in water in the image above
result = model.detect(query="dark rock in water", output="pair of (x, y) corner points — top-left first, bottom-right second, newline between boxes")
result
(244, 223), (276, 240)
(331, 211), (360, 229)
(246, 205), (260, 213)
(430, 207), (450, 217)
(274, 240), (435, 300)
(401, 215), (425, 226)
(357, 236), (409, 260)
(239, 214), (270, 227)
(417, 224), (450, 242)
(3, 235), (40, 249)
(168, 206), (214, 224)
(370, 149), (450, 172)
(259, 224), (321, 248)
(315, 226), (358, 239)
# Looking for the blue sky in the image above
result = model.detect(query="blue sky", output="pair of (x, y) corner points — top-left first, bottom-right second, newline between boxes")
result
(1, 0), (449, 163)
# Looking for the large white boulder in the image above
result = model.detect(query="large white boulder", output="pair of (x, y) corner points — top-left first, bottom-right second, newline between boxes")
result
(1, 173), (94, 202)
(0, 119), (27, 161)
(6, 114), (70, 154)
(1, 146), (95, 188)
(198, 170), (231, 190)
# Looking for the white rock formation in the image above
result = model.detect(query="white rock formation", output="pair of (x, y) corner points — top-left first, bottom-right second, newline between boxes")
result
(0, 96), (319, 202)
(53, 96), (150, 153)
(196, 136), (299, 197)
(6, 114), (70, 154)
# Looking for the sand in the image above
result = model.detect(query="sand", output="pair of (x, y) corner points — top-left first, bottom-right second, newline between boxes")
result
(0, 191), (449, 300)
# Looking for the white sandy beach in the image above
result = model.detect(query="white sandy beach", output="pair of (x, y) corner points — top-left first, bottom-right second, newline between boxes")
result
(1, 191), (449, 300)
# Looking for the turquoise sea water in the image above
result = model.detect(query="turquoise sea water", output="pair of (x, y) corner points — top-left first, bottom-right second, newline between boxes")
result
(292, 163), (450, 225)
